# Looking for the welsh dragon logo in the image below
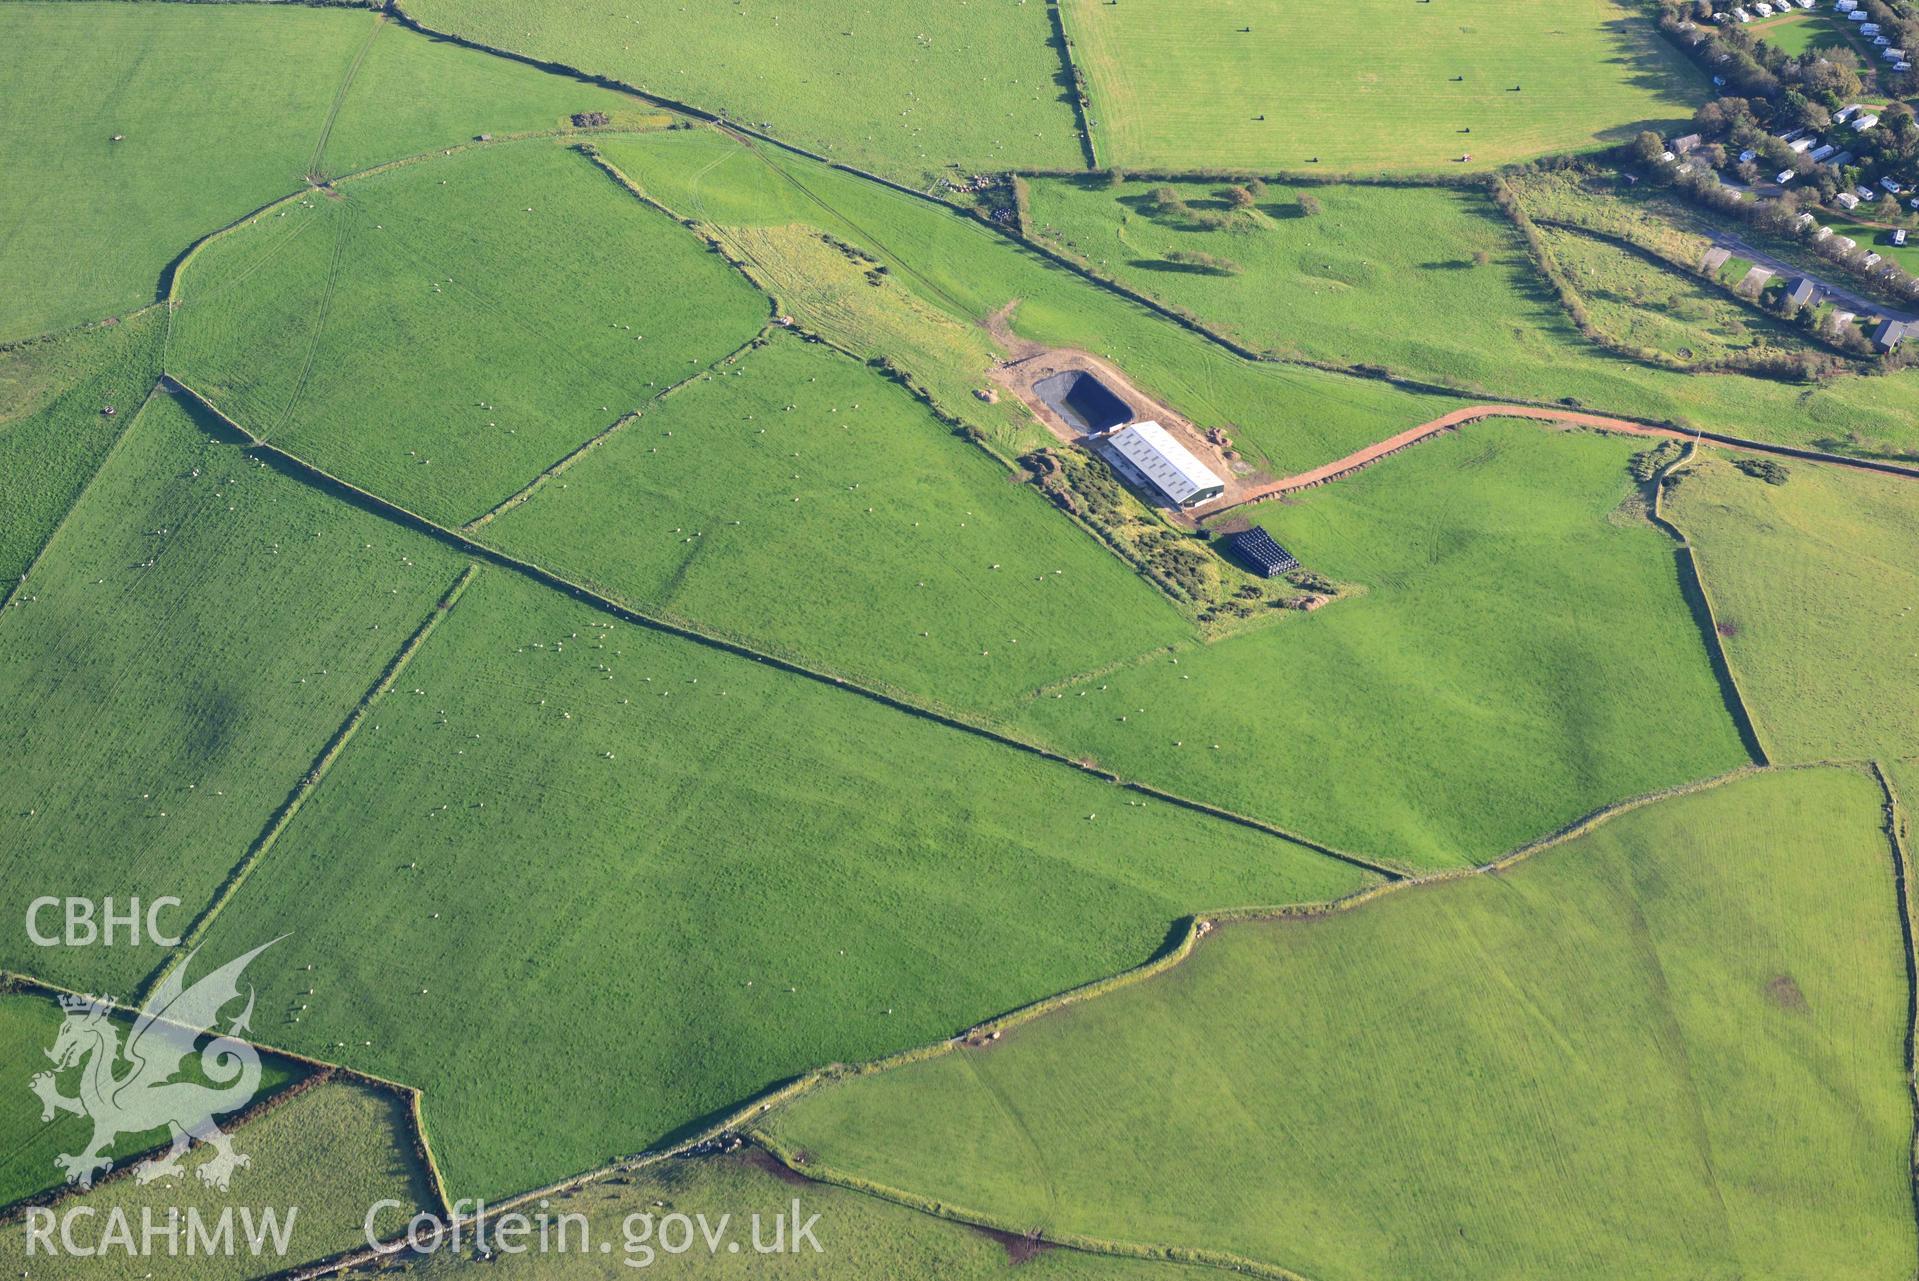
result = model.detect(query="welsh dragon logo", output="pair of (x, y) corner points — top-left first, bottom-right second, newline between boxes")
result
(31, 939), (281, 1191)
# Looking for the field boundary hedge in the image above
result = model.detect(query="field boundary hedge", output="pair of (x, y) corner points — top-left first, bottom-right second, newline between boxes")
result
(764, 760), (1760, 1082)
(137, 551), (481, 1009)
(0, 968), (449, 1225)
(1006, 171), (1898, 435)
(380, 0), (989, 212)
(724, 762), (1779, 1271)
(161, 188), (313, 353)
(1530, 215), (1858, 369)
(123, 2), (1915, 476)
(552, 147), (1238, 629)
(0, 1004), (338, 1226)
(753, 1135), (1317, 1281)
(1871, 760), (1919, 1254)
(460, 313), (773, 531)
(155, 373), (1401, 883)
(1645, 443), (1772, 765)
(270, 764), (1773, 1277)
(0, 382), (157, 617)
(1046, 0), (1099, 170)
(376, 0), (1828, 458)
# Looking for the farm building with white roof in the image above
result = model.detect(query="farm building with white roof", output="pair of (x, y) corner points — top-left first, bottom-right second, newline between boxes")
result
(1103, 421), (1227, 508)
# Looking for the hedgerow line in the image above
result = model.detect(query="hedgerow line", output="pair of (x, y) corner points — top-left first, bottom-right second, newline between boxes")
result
(157, 371), (1402, 886)
(135, 553), (481, 1012)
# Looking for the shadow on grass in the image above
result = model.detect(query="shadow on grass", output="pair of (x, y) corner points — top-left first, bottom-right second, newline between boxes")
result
(1129, 257), (1236, 276)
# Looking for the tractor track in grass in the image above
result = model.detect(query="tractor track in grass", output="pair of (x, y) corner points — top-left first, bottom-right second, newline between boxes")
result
(307, 11), (386, 182)
(16, 761), (1883, 1281)
(459, 322), (774, 531)
(274, 200), (352, 441)
(0, 383), (157, 619)
(156, 371), (1403, 885)
(134, 555), (481, 1009)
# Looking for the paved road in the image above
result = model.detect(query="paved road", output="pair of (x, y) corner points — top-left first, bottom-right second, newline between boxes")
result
(1711, 229), (1917, 323)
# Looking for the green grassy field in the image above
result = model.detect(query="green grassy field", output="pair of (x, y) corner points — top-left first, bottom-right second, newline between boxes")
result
(1752, 10), (1858, 57)
(1013, 424), (1751, 868)
(314, 16), (651, 179)
(0, 5), (652, 344)
(415, 1151), (1199, 1278)
(697, 221), (1035, 454)
(1892, 758), (1919, 824)
(0, 990), (304, 1210)
(0, 3), (364, 341)
(555, 137), (1752, 869)
(1022, 174), (1919, 456)
(1023, 175), (1565, 375)
(596, 130), (1475, 477)
(192, 566), (1371, 1199)
(0, 392), (469, 994)
(1818, 214), (1919, 274)
(0, 1073), (430, 1279)
(16, 11), (1918, 1252)
(401, 0), (1086, 187)
(484, 331), (1191, 710)
(1061, 0), (1703, 173)
(1667, 453), (1919, 763)
(167, 141), (770, 526)
(763, 767), (1914, 1280)
(0, 313), (164, 586)
(1540, 224), (1819, 362)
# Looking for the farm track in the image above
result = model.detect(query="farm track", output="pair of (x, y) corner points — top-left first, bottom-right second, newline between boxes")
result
(1195, 403), (1919, 519)
(40, 23), (1915, 1272)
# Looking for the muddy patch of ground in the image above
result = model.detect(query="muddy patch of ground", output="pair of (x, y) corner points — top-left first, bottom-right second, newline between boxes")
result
(968, 1223), (1054, 1265)
(1766, 973), (1809, 1011)
(739, 1145), (816, 1186)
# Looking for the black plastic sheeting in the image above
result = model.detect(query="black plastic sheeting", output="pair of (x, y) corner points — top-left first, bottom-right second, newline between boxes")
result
(1033, 369), (1133, 435)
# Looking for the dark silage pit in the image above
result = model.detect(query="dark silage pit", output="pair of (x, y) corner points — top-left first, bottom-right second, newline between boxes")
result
(1033, 369), (1133, 436)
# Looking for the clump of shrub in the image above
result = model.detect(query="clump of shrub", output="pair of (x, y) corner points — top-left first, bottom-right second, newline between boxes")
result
(1285, 568), (1335, 594)
(1297, 193), (1322, 217)
(1165, 249), (1242, 276)
(1628, 440), (1685, 482)
(1148, 186), (1190, 218)
(1733, 457), (1790, 485)
(571, 111), (611, 128)
(1025, 450), (1291, 617)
